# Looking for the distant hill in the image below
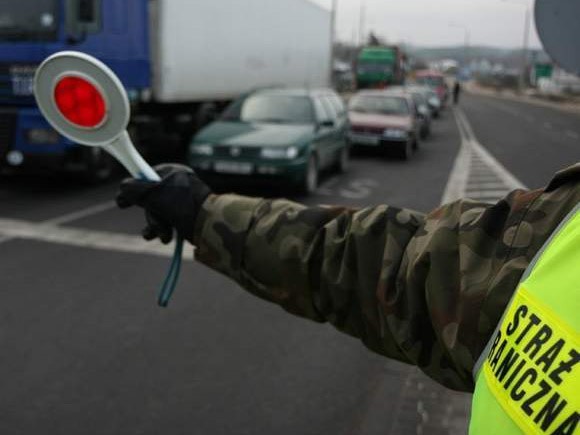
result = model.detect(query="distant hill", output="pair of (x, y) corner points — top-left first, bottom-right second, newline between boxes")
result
(333, 42), (550, 68)
(405, 45), (548, 67)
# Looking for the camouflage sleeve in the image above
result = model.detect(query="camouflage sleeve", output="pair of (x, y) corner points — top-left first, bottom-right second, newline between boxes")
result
(192, 189), (555, 392)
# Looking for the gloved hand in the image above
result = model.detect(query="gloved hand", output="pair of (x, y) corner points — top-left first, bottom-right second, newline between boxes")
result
(116, 164), (212, 244)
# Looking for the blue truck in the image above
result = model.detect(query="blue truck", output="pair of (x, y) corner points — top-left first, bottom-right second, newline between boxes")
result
(0, 0), (331, 181)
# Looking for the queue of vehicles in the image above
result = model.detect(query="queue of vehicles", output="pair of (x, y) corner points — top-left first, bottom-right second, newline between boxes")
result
(1, 0), (448, 195)
(187, 78), (446, 194)
(0, 0), (331, 182)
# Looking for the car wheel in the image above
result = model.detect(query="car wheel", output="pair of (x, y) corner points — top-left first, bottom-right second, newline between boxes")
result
(82, 147), (114, 183)
(336, 146), (349, 173)
(301, 154), (319, 195)
(399, 140), (413, 161)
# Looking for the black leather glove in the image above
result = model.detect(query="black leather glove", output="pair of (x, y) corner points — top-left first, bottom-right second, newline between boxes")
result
(116, 164), (211, 244)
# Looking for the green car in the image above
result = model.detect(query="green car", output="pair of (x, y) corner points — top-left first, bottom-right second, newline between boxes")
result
(189, 88), (349, 194)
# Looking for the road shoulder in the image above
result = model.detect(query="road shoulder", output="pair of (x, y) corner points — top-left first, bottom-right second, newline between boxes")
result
(465, 83), (580, 117)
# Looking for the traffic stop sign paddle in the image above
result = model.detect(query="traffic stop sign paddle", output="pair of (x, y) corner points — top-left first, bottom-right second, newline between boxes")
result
(34, 51), (183, 307)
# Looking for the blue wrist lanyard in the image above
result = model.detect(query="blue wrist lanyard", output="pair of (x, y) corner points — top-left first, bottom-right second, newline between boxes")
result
(158, 237), (184, 307)
(138, 172), (183, 308)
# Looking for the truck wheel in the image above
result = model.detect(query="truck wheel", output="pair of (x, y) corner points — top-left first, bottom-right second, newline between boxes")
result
(82, 147), (114, 183)
(300, 155), (319, 195)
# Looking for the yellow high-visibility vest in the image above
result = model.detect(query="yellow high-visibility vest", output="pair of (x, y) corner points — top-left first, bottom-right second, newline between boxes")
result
(470, 204), (580, 435)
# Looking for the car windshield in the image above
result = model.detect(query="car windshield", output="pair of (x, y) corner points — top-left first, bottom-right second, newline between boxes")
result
(0, 0), (58, 42)
(357, 63), (394, 74)
(222, 94), (314, 124)
(349, 95), (409, 116)
(416, 76), (445, 88)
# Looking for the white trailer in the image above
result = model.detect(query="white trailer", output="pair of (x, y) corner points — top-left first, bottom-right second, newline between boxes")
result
(138, 0), (332, 150)
(150, 0), (331, 102)
(0, 0), (331, 181)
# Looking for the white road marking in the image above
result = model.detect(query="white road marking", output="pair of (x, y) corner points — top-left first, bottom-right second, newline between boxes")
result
(443, 108), (527, 204)
(566, 131), (579, 140)
(339, 179), (378, 199)
(440, 130), (472, 204)
(466, 190), (513, 199)
(0, 200), (117, 246)
(0, 217), (190, 260)
(411, 107), (529, 435)
(316, 176), (341, 196)
(0, 193), (189, 260)
(544, 122), (553, 130)
(467, 182), (509, 190)
(44, 200), (116, 226)
(458, 109), (526, 190)
(317, 177), (378, 199)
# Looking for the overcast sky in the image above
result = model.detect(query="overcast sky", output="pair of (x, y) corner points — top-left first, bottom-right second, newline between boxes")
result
(310, 0), (542, 49)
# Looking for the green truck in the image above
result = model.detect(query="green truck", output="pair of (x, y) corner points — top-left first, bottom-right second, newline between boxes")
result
(355, 46), (406, 90)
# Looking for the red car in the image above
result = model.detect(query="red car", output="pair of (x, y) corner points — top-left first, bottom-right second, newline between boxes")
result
(347, 90), (420, 160)
(414, 70), (449, 106)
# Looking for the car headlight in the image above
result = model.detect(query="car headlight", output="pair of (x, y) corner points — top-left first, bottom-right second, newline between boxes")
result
(26, 128), (59, 144)
(261, 146), (299, 159)
(191, 143), (214, 156)
(383, 129), (408, 139)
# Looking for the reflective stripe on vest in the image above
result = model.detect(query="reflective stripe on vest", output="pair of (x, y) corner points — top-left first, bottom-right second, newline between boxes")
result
(470, 204), (580, 435)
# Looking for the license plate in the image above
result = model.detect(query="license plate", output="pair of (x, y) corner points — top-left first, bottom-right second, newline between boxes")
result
(214, 161), (254, 175)
(349, 133), (380, 146)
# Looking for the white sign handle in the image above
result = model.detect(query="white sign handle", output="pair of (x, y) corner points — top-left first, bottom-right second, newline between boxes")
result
(103, 131), (161, 182)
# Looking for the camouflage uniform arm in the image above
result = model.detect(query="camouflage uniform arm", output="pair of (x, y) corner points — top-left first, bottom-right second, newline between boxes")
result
(193, 194), (423, 352)
(193, 187), (567, 392)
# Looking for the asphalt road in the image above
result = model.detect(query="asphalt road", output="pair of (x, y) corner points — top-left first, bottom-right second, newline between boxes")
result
(461, 92), (580, 189)
(0, 92), (578, 435)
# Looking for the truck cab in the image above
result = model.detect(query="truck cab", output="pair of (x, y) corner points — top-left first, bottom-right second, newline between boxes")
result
(0, 0), (150, 181)
(355, 46), (406, 90)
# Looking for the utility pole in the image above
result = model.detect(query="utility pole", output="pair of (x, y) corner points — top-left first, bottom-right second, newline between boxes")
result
(449, 22), (470, 72)
(502, 0), (532, 94)
(358, 0), (366, 47)
(520, 5), (531, 93)
(329, 0), (338, 86)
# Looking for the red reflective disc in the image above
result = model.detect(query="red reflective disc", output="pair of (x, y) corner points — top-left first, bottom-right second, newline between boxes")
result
(54, 76), (107, 128)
